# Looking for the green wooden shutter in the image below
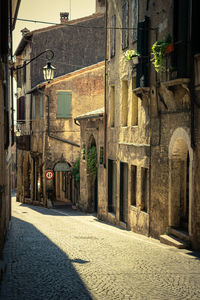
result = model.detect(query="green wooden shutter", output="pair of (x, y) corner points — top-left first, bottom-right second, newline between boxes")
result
(32, 95), (35, 120)
(40, 95), (44, 118)
(57, 91), (72, 118)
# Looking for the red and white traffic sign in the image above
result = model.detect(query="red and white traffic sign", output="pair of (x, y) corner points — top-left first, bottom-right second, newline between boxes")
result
(45, 170), (54, 180)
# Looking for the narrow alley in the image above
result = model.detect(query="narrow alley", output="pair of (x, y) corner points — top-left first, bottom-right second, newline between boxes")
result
(0, 198), (200, 300)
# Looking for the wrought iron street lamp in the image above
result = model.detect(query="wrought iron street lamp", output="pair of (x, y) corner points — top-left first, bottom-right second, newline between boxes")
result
(13, 49), (56, 82)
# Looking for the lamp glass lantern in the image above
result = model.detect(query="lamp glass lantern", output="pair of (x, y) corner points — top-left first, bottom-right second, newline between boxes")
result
(43, 62), (56, 81)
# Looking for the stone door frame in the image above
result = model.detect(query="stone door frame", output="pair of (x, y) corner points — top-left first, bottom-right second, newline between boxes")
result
(168, 127), (193, 235)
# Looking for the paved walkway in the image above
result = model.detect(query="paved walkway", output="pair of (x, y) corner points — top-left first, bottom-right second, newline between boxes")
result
(0, 198), (200, 300)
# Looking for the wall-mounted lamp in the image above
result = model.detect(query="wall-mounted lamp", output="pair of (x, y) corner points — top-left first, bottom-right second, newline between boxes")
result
(43, 62), (56, 81)
(12, 49), (56, 82)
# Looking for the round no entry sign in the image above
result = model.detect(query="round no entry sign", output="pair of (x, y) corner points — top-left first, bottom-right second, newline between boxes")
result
(45, 170), (54, 180)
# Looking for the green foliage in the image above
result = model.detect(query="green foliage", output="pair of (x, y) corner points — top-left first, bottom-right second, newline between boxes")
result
(87, 146), (97, 177)
(151, 34), (172, 72)
(123, 49), (140, 62)
(72, 156), (80, 185)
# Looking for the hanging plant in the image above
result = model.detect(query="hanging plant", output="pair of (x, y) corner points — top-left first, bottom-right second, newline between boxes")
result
(123, 49), (140, 62)
(151, 34), (173, 72)
(87, 146), (97, 177)
(72, 156), (80, 186)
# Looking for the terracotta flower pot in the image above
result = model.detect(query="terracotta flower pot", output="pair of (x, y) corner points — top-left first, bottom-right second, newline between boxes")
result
(165, 44), (174, 54)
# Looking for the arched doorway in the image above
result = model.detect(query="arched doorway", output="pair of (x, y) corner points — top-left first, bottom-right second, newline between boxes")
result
(54, 161), (72, 204)
(87, 135), (98, 213)
(169, 128), (193, 234)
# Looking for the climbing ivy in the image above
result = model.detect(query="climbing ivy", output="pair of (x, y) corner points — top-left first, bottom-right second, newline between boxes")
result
(72, 156), (80, 186)
(87, 146), (97, 177)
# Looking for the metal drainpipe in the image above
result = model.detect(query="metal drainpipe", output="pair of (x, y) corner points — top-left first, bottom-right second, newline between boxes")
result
(104, 0), (108, 168)
(9, 0), (14, 146)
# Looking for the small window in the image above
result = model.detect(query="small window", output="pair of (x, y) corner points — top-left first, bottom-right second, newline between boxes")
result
(122, 0), (129, 50)
(40, 94), (44, 118)
(17, 96), (25, 122)
(57, 91), (72, 119)
(110, 86), (115, 127)
(122, 80), (128, 126)
(131, 165), (137, 206)
(110, 15), (116, 58)
(32, 95), (35, 120)
(141, 167), (148, 212)
(108, 159), (117, 213)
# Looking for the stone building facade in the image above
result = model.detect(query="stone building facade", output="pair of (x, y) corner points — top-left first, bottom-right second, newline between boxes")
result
(0, 0), (21, 258)
(17, 62), (105, 207)
(75, 108), (106, 216)
(104, 0), (200, 250)
(15, 2), (106, 208)
(15, 11), (105, 89)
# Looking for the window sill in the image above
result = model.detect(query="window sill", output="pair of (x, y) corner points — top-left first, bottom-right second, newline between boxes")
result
(56, 117), (72, 119)
(130, 205), (138, 211)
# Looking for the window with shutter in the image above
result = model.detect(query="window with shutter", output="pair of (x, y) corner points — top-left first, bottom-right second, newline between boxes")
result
(17, 96), (25, 122)
(132, 0), (138, 43)
(40, 95), (44, 118)
(32, 95), (35, 120)
(122, 0), (129, 50)
(110, 15), (116, 58)
(173, 0), (189, 78)
(136, 16), (149, 87)
(57, 91), (72, 119)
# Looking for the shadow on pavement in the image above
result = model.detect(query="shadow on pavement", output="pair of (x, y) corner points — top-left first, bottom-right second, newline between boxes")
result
(0, 217), (93, 300)
(183, 250), (200, 261)
(19, 203), (90, 217)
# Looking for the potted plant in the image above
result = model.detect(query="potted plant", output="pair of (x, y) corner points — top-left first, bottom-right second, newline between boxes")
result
(151, 34), (174, 72)
(123, 49), (140, 64)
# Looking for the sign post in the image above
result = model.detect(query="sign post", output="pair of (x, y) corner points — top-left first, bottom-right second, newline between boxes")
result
(45, 170), (54, 180)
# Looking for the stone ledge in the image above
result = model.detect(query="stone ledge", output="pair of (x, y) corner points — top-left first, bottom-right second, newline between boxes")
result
(161, 78), (190, 88)
(133, 87), (150, 102)
(160, 234), (187, 249)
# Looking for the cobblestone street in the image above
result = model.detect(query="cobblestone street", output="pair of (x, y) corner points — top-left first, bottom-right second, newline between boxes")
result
(0, 198), (200, 300)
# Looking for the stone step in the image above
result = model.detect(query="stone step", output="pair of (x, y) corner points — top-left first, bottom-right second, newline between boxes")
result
(160, 234), (187, 249)
(169, 227), (189, 242)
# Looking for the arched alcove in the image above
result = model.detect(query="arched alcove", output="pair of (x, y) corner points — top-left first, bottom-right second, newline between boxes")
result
(53, 161), (72, 203)
(168, 128), (193, 234)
